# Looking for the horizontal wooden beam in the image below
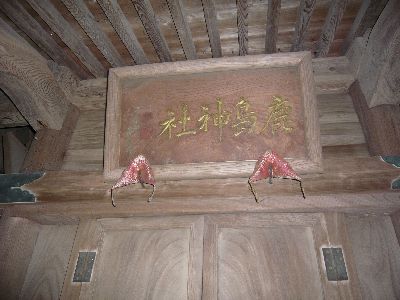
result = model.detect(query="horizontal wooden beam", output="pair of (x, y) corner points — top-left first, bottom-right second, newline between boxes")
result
(132, 0), (172, 62)
(98, 0), (149, 65)
(26, 0), (107, 77)
(61, 0), (125, 68)
(0, 1), (89, 79)
(3, 192), (400, 217)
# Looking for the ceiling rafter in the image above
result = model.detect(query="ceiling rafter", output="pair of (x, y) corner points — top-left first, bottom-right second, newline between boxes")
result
(166, 0), (197, 60)
(97, 0), (149, 65)
(61, 0), (125, 68)
(237, 0), (249, 56)
(265, 0), (281, 54)
(314, 0), (348, 57)
(291, 0), (317, 52)
(0, 1), (88, 79)
(26, 0), (107, 77)
(132, 0), (172, 62)
(201, 0), (222, 58)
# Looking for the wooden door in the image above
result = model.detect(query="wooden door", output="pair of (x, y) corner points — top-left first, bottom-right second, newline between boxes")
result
(202, 213), (360, 299)
(62, 215), (203, 300)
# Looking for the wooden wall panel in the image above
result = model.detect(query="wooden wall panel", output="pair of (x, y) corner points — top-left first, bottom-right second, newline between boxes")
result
(20, 225), (77, 299)
(62, 216), (204, 299)
(217, 226), (323, 299)
(0, 217), (40, 300)
(346, 215), (400, 299)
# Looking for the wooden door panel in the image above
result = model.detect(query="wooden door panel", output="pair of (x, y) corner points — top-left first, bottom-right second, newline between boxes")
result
(62, 215), (203, 300)
(203, 213), (360, 299)
(217, 226), (323, 299)
(92, 228), (190, 299)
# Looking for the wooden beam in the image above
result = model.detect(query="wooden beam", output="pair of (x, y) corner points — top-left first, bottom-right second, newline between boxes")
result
(0, 1), (88, 79)
(314, 0), (348, 57)
(132, 0), (172, 62)
(22, 105), (79, 172)
(341, 0), (388, 55)
(4, 190), (400, 217)
(0, 21), (70, 131)
(236, 0), (248, 56)
(0, 91), (27, 128)
(61, 0), (125, 68)
(166, 0), (197, 60)
(291, 0), (317, 52)
(357, 0), (400, 107)
(265, 0), (281, 54)
(97, 0), (148, 65)
(201, 0), (222, 58)
(349, 81), (400, 156)
(26, 0), (106, 77)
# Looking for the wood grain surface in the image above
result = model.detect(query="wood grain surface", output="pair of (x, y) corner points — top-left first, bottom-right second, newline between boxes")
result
(61, 0), (125, 68)
(0, 217), (40, 299)
(346, 215), (400, 299)
(132, 0), (172, 62)
(217, 226), (323, 299)
(26, 0), (107, 77)
(97, 0), (149, 65)
(61, 216), (203, 299)
(20, 224), (77, 300)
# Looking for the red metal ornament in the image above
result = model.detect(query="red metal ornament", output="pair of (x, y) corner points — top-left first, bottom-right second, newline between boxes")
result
(248, 150), (305, 202)
(110, 155), (155, 207)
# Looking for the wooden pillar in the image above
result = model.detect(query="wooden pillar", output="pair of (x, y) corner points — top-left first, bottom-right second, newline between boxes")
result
(0, 18), (69, 131)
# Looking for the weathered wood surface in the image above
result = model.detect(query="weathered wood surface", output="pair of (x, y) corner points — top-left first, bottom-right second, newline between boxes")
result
(0, 1), (88, 79)
(314, 0), (348, 57)
(0, 217), (40, 299)
(166, 0), (197, 60)
(0, 91), (27, 128)
(346, 215), (400, 299)
(291, 0), (317, 52)
(357, 0), (400, 107)
(201, 0), (222, 58)
(22, 105), (80, 172)
(27, 0), (107, 77)
(0, 20), (70, 131)
(19, 225), (77, 299)
(0, 0), (362, 80)
(265, 0), (281, 54)
(236, 0), (248, 56)
(132, 0), (172, 62)
(349, 81), (400, 156)
(61, 0), (125, 68)
(97, 0), (149, 65)
(340, 0), (388, 55)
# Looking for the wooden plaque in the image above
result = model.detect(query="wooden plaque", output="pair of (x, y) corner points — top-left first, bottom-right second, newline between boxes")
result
(104, 52), (322, 180)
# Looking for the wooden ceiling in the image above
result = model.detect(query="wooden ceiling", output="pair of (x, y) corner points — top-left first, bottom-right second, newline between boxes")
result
(0, 0), (361, 79)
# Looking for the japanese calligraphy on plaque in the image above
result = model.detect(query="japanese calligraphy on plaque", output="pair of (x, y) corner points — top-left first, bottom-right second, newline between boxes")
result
(105, 53), (322, 179)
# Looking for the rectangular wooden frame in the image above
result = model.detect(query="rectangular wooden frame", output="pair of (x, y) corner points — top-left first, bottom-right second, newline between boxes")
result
(104, 52), (322, 180)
